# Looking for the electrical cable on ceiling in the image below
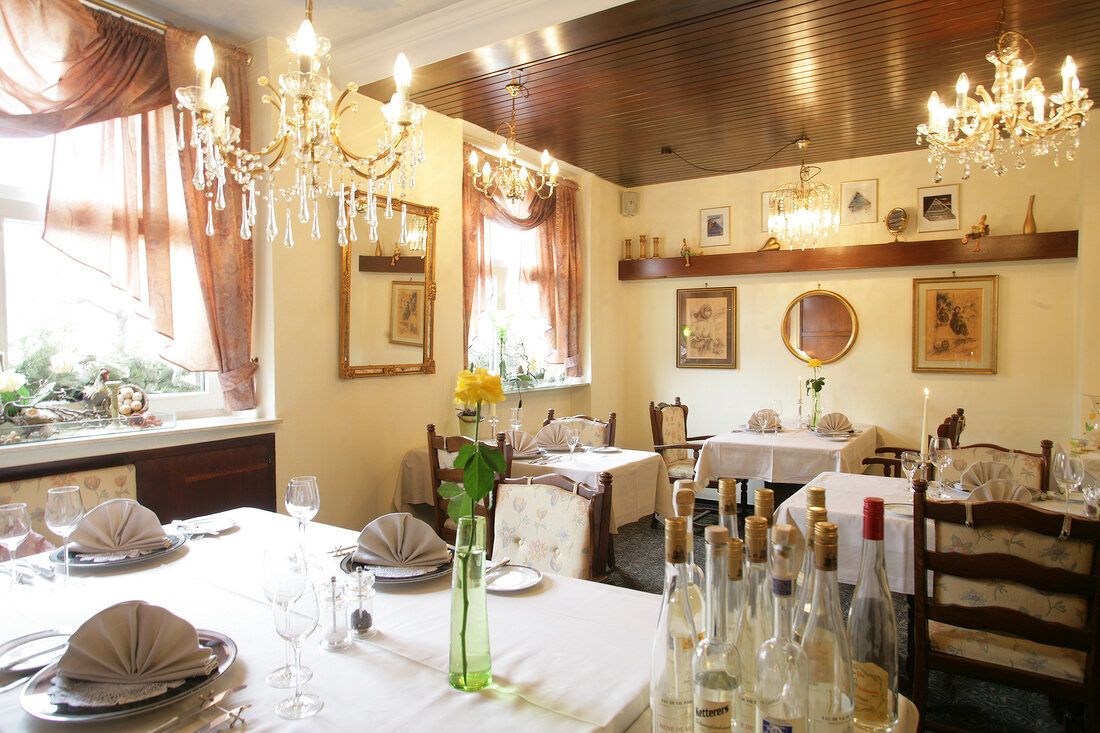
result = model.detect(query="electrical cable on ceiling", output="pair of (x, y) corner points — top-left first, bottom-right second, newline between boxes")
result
(660, 139), (800, 174)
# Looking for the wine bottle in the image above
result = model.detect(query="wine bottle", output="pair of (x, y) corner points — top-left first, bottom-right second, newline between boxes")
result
(651, 516), (698, 733)
(718, 478), (740, 541)
(693, 526), (741, 732)
(673, 485), (705, 637)
(793, 506), (829, 643)
(848, 498), (898, 731)
(804, 522), (854, 732)
(732, 516), (772, 732)
(726, 537), (745, 643)
(795, 488), (827, 596)
(754, 488), (774, 542)
(756, 524), (808, 733)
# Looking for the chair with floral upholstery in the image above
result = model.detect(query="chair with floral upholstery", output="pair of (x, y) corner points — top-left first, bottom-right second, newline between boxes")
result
(0, 464), (137, 544)
(426, 425), (512, 554)
(491, 472), (612, 581)
(912, 479), (1100, 731)
(647, 397), (710, 482)
(938, 440), (1053, 496)
(542, 409), (616, 447)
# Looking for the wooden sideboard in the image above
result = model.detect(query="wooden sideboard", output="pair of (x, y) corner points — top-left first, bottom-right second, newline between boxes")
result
(0, 433), (276, 521)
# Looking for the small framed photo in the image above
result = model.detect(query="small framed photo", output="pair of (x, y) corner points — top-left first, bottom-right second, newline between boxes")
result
(761, 191), (774, 233)
(840, 179), (878, 225)
(699, 206), (731, 247)
(677, 287), (737, 369)
(916, 184), (960, 233)
(389, 281), (425, 346)
(912, 275), (998, 374)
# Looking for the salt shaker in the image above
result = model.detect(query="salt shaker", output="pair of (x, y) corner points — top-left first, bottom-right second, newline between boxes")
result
(319, 575), (352, 651)
(350, 567), (376, 638)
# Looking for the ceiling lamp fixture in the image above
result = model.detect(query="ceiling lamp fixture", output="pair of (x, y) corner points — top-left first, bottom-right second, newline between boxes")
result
(468, 70), (558, 201)
(174, 0), (426, 247)
(767, 138), (839, 250)
(916, 14), (1091, 181)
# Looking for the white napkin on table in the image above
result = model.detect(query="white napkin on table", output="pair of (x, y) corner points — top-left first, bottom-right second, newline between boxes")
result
(747, 409), (781, 431)
(959, 461), (1014, 491)
(535, 421), (571, 450)
(967, 479), (1031, 503)
(505, 429), (537, 455)
(352, 513), (450, 568)
(69, 498), (169, 554)
(815, 412), (853, 435)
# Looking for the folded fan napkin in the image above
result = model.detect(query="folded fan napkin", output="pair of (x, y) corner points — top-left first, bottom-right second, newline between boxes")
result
(959, 461), (1014, 491)
(747, 409), (781, 431)
(967, 478), (1032, 503)
(815, 412), (853, 435)
(535, 421), (571, 450)
(353, 512), (450, 568)
(505, 429), (537, 455)
(59, 601), (216, 684)
(69, 498), (169, 554)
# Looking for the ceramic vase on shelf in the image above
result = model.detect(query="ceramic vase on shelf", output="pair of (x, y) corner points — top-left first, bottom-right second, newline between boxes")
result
(809, 390), (823, 429)
(1022, 195), (1037, 234)
(449, 515), (491, 691)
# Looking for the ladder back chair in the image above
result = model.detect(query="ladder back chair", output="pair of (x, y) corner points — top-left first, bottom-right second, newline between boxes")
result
(542, 409), (617, 447)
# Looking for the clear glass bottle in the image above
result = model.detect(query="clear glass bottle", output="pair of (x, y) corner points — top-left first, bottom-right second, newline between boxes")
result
(795, 488), (827, 596)
(726, 537), (745, 643)
(756, 524), (808, 733)
(718, 478), (740, 541)
(803, 522), (854, 732)
(754, 488), (774, 546)
(848, 498), (898, 731)
(651, 516), (698, 733)
(733, 516), (772, 732)
(673, 484), (705, 637)
(793, 506), (829, 643)
(693, 526), (741, 732)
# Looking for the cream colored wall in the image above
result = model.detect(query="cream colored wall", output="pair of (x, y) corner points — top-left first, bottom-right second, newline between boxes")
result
(608, 147), (1084, 454)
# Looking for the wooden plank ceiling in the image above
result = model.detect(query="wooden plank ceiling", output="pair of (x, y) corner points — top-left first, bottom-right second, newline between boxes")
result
(359, 0), (1100, 188)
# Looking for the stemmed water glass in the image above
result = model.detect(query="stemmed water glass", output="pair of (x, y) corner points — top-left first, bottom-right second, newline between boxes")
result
(263, 545), (312, 688)
(45, 486), (84, 584)
(509, 407), (523, 432)
(565, 427), (580, 461)
(272, 579), (322, 719)
(1052, 451), (1084, 516)
(286, 476), (320, 549)
(900, 451), (921, 492)
(930, 438), (954, 499)
(0, 503), (30, 587)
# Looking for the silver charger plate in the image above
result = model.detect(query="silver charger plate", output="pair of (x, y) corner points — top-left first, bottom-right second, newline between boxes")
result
(21, 630), (236, 723)
(50, 534), (187, 569)
(486, 563), (543, 593)
(171, 517), (237, 536)
(0, 628), (73, 674)
(540, 447), (575, 453)
(513, 451), (541, 459)
(339, 554), (452, 584)
(591, 446), (621, 454)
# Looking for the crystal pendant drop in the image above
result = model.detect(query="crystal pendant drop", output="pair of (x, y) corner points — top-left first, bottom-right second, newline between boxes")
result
(193, 145), (205, 189)
(240, 194), (252, 239)
(311, 200), (321, 240)
(215, 178), (226, 210)
(205, 199), (215, 236)
(177, 111), (186, 151)
(283, 207), (295, 248)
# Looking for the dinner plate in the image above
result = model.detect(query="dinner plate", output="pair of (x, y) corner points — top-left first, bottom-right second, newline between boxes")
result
(0, 628), (73, 674)
(591, 446), (621, 453)
(539, 447), (575, 453)
(486, 563), (543, 593)
(50, 534), (187, 569)
(513, 450), (541, 459)
(884, 502), (914, 518)
(21, 630), (236, 723)
(171, 517), (237, 536)
(339, 554), (453, 584)
(817, 435), (853, 442)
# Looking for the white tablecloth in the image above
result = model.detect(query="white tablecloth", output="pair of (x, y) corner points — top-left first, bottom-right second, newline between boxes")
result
(394, 448), (672, 530)
(0, 508), (659, 732)
(694, 426), (879, 485)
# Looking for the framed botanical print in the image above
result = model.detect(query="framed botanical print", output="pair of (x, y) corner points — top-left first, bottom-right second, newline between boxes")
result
(677, 287), (736, 368)
(916, 184), (960, 233)
(699, 206), (731, 247)
(389, 281), (425, 346)
(912, 275), (998, 373)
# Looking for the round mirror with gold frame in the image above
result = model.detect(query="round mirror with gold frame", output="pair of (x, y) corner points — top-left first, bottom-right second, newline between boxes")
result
(781, 289), (858, 364)
(884, 207), (908, 241)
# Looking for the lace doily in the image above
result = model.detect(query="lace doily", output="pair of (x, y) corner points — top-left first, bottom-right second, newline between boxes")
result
(73, 547), (163, 563)
(369, 564), (439, 578)
(48, 674), (186, 707)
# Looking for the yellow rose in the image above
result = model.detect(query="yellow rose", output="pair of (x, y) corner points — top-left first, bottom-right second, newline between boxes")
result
(452, 367), (505, 407)
(807, 358), (822, 369)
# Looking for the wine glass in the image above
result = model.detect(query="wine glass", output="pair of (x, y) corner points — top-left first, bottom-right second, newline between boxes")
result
(45, 486), (84, 584)
(286, 476), (320, 549)
(273, 580), (323, 719)
(1052, 452), (1084, 516)
(509, 407), (523, 432)
(900, 451), (920, 491)
(930, 438), (953, 499)
(770, 400), (784, 429)
(263, 545), (312, 689)
(0, 503), (30, 587)
(565, 427), (580, 461)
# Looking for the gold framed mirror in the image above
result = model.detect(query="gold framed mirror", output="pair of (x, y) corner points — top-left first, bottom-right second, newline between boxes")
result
(339, 195), (438, 378)
(781, 289), (858, 364)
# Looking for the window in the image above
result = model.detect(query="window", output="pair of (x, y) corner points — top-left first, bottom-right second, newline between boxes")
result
(0, 136), (222, 416)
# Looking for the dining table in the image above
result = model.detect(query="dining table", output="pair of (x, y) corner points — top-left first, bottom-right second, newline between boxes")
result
(394, 446), (674, 530)
(0, 507), (660, 732)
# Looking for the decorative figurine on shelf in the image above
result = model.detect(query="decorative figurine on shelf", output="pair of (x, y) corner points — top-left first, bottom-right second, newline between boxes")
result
(375, 240), (383, 256)
(639, 234), (648, 259)
(759, 236), (781, 251)
(680, 239), (695, 268)
(960, 215), (990, 251)
(622, 238), (633, 260)
(1022, 194), (1037, 234)
(391, 242), (402, 267)
(652, 236), (661, 258)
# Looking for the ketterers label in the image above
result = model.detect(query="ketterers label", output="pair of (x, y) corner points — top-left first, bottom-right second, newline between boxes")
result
(694, 700), (731, 732)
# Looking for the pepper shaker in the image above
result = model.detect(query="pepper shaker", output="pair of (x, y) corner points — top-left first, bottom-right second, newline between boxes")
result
(350, 567), (376, 638)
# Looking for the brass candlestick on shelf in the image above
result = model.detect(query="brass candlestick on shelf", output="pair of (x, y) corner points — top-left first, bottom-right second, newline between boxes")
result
(639, 235), (648, 259)
(623, 238), (633, 260)
(652, 236), (661, 258)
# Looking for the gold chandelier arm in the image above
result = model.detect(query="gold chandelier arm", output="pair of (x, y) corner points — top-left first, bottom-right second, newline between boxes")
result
(332, 123), (410, 175)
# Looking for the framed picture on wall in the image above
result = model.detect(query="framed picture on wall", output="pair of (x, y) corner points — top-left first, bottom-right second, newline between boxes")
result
(912, 275), (998, 374)
(916, 184), (960, 233)
(699, 206), (731, 247)
(389, 280), (425, 346)
(677, 287), (737, 368)
(840, 179), (878, 225)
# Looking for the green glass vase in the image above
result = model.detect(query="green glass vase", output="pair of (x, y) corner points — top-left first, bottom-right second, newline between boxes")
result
(810, 390), (823, 429)
(449, 515), (492, 691)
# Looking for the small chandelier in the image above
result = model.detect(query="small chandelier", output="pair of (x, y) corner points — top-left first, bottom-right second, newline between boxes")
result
(174, 1), (426, 247)
(768, 138), (839, 250)
(468, 70), (558, 201)
(917, 21), (1092, 181)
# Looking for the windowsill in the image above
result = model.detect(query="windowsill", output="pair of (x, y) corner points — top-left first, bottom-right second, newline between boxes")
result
(0, 415), (282, 468)
(503, 380), (590, 396)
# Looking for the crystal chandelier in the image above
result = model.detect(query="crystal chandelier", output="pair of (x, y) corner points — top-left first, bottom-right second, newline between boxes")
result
(174, 1), (426, 247)
(917, 25), (1092, 181)
(767, 138), (839, 250)
(468, 70), (558, 201)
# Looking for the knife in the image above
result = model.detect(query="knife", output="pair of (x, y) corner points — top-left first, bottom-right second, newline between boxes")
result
(0, 641), (67, 673)
(187, 704), (251, 733)
(144, 684), (246, 733)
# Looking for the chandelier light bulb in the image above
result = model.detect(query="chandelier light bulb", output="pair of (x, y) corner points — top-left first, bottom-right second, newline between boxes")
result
(194, 35), (215, 73)
(540, 149), (550, 167)
(955, 73), (969, 96)
(549, 160), (559, 177)
(498, 142), (510, 161)
(482, 161), (492, 179)
(394, 53), (412, 90)
(295, 19), (318, 58)
(469, 149), (479, 170)
(207, 77), (228, 109)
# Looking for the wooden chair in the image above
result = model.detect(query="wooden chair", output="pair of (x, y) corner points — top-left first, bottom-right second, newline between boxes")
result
(861, 455), (903, 477)
(647, 397), (712, 482)
(939, 439), (1054, 496)
(936, 408), (966, 448)
(426, 424), (512, 554)
(542, 409), (617, 447)
(912, 478), (1100, 732)
(492, 472), (612, 581)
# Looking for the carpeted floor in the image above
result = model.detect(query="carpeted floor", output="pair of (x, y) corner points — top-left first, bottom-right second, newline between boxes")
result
(606, 515), (1069, 733)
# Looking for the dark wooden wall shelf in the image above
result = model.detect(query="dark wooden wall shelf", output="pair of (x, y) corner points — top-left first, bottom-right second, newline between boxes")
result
(617, 231), (1078, 281)
(359, 255), (424, 274)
